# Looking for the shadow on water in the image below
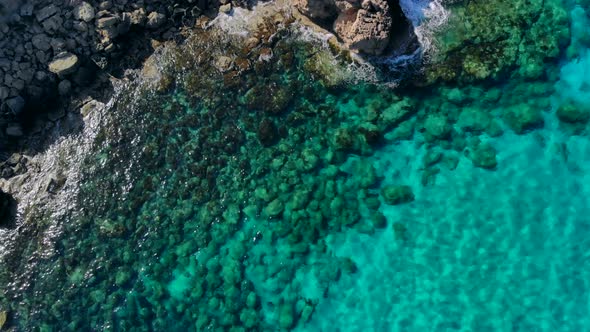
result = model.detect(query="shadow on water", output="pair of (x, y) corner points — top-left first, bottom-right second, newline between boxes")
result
(0, 189), (16, 229)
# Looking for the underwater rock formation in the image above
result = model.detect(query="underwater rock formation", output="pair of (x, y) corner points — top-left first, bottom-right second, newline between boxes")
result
(295, 0), (415, 55)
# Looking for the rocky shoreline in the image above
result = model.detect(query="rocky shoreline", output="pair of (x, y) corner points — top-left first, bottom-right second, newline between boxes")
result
(0, 0), (422, 226)
(0, 0), (249, 148)
(0, 0), (265, 222)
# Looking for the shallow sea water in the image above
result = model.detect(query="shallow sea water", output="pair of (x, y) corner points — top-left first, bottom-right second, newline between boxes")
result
(1, 1), (590, 331)
(306, 125), (590, 331)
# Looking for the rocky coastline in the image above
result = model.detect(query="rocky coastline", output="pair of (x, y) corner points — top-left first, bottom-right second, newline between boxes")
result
(0, 0), (421, 226)
(0, 0), (247, 149)
(0, 0), (262, 222)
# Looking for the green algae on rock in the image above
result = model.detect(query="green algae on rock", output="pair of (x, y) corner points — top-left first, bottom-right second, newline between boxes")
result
(381, 185), (415, 205)
(423, 0), (570, 83)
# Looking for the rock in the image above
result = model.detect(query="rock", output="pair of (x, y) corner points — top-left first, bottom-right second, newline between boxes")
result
(294, 0), (337, 20)
(556, 102), (590, 124)
(96, 16), (119, 29)
(380, 98), (414, 127)
(504, 104), (544, 134)
(297, 0), (413, 55)
(381, 185), (414, 205)
(457, 108), (492, 133)
(20, 4), (34, 17)
(0, 310), (6, 329)
(58, 80), (72, 96)
(32, 34), (52, 51)
(215, 56), (233, 72)
(36, 5), (59, 22)
(239, 308), (257, 328)
(73, 21), (88, 32)
(45, 174), (67, 194)
(333, 0), (393, 55)
(80, 99), (103, 117)
(278, 304), (294, 329)
(265, 198), (284, 217)
(99, 1), (113, 10)
(130, 8), (147, 26)
(333, 127), (354, 150)
(74, 2), (96, 22)
(41, 15), (64, 34)
(468, 142), (497, 169)
(371, 212), (387, 228)
(6, 124), (23, 137)
(246, 292), (257, 308)
(146, 12), (166, 29)
(423, 114), (451, 139)
(257, 118), (278, 146)
(0, 86), (9, 100)
(48, 52), (79, 76)
(5, 95), (25, 114)
(220, 4), (232, 14)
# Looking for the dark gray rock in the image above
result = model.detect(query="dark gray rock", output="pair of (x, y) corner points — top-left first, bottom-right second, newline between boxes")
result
(57, 79), (72, 95)
(0, 86), (9, 100)
(35, 5), (59, 22)
(32, 34), (51, 51)
(6, 124), (24, 137)
(41, 14), (64, 34)
(20, 3), (34, 17)
(5, 95), (25, 114)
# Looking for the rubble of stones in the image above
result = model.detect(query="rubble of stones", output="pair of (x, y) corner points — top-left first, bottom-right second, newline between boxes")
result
(0, 0), (251, 149)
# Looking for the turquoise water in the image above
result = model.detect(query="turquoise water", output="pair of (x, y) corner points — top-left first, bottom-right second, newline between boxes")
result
(1, 1), (590, 331)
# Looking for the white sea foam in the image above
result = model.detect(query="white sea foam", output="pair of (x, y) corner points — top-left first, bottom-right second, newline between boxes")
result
(0, 97), (108, 258)
(399, 0), (449, 55)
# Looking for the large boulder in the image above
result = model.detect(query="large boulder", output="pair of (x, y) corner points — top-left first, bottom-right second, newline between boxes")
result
(333, 0), (393, 55)
(295, 0), (414, 55)
(556, 102), (590, 124)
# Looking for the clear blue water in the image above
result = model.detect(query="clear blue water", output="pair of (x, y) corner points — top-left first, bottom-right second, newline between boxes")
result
(1, 1), (590, 331)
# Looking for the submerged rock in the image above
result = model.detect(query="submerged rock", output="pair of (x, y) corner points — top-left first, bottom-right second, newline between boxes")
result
(257, 118), (278, 147)
(381, 185), (414, 205)
(556, 102), (590, 124)
(504, 104), (544, 134)
(468, 142), (497, 169)
(265, 198), (284, 217)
